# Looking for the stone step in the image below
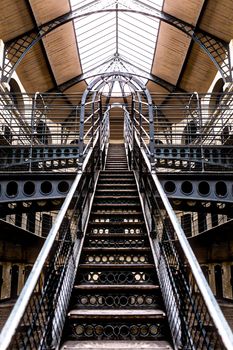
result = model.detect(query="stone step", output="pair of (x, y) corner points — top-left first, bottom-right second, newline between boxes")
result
(88, 221), (145, 227)
(82, 247), (150, 253)
(97, 184), (137, 189)
(96, 190), (138, 194)
(98, 181), (136, 186)
(100, 173), (133, 177)
(92, 203), (141, 209)
(86, 233), (146, 239)
(86, 237), (147, 247)
(74, 285), (160, 291)
(98, 175), (134, 179)
(91, 211), (142, 217)
(98, 180), (135, 184)
(106, 164), (128, 167)
(67, 309), (166, 320)
(98, 177), (134, 180)
(105, 168), (129, 171)
(60, 340), (173, 349)
(78, 264), (154, 269)
(86, 239), (147, 249)
(105, 161), (128, 164)
(94, 196), (139, 200)
(104, 160), (129, 162)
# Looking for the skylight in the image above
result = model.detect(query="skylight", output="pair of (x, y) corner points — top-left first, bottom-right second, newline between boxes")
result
(71, 0), (164, 89)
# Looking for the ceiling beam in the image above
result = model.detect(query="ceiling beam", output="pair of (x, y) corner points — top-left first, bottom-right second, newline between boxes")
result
(24, 0), (58, 89)
(175, 0), (209, 89)
(1, 8), (231, 84)
(48, 61), (185, 94)
(5, 8), (228, 48)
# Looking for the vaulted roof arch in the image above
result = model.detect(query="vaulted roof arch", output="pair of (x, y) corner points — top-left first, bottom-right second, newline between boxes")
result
(0, 0), (232, 96)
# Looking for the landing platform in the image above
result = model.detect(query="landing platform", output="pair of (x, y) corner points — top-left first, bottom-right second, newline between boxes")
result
(61, 340), (173, 349)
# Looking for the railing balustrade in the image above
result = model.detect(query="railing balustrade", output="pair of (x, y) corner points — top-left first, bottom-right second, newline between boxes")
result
(124, 100), (233, 349)
(0, 91), (109, 349)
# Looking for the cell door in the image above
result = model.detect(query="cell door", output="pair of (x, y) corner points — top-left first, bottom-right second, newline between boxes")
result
(0, 265), (3, 299)
(231, 265), (233, 298)
(10, 265), (19, 299)
(214, 265), (223, 299)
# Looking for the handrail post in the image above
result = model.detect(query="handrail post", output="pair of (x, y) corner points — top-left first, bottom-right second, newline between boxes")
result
(195, 91), (205, 172)
(99, 96), (103, 168)
(79, 88), (90, 169)
(29, 92), (39, 172)
(131, 94), (135, 169)
(148, 101), (155, 172)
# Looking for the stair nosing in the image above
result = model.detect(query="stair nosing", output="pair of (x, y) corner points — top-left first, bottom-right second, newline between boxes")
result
(86, 233), (146, 238)
(74, 284), (160, 290)
(88, 221), (144, 226)
(78, 263), (154, 269)
(82, 247), (150, 251)
(68, 309), (166, 319)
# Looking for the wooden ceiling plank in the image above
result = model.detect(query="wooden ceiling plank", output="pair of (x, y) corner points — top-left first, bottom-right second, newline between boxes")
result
(152, 23), (191, 85)
(16, 45), (54, 92)
(175, 0), (209, 89)
(26, 0), (57, 88)
(180, 44), (217, 92)
(29, 0), (70, 26)
(0, 0), (34, 42)
(163, 0), (205, 26)
(199, 0), (233, 42)
(42, 23), (82, 85)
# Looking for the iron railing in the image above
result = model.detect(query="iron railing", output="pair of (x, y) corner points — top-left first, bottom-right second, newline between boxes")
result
(0, 92), (101, 172)
(1, 88), (233, 348)
(0, 93), (110, 349)
(1, 91), (233, 173)
(124, 106), (233, 349)
(130, 92), (233, 172)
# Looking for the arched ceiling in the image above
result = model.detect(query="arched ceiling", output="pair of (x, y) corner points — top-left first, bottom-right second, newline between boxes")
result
(0, 0), (232, 97)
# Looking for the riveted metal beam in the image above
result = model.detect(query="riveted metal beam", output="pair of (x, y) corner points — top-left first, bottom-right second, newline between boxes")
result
(1, 8), (231, 83)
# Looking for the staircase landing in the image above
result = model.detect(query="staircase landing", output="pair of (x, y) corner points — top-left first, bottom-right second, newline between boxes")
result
(61, 340), (173, 349)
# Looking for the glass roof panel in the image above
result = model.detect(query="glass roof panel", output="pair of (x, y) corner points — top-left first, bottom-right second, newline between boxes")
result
(71, 0), (164, 83)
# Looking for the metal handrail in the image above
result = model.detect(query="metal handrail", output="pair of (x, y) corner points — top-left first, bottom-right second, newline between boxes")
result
(0, 143), (95, 350)
(124, 106), (233, 349)
(150, 170), (233, 349)
(0, 90), (110, 349)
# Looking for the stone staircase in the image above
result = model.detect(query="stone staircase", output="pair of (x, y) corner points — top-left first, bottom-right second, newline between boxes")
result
(61, 144), (173, 349)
